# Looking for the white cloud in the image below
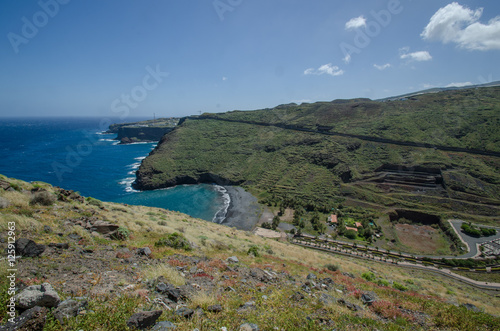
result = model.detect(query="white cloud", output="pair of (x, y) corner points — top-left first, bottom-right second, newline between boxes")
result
(304, 63), (344, 77)
(343, 54), (352, 64)
(374, 63), (391, 70)
(345, 16), (366, 30)
(400, 48), (432, 62)
(445, 81), (473, 87)
(222, 76), (227, 81)
(421, 2), (500, 51)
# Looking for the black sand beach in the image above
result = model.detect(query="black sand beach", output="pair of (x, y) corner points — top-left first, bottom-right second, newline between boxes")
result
(222, 186), (262, 231)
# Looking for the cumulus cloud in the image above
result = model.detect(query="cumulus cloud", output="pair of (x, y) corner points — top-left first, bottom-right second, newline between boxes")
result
(400, 48), (432, 62)
(421, 2), (500, 50)
(222, 76), (227, 81)
(304, 63), (344, 76)
(345, 16), (366, 30)
(374, 63), (391, 70)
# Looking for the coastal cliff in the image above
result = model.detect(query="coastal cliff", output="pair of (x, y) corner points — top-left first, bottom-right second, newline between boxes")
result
(107, 117), (179, 144)
(116, 126), (174, 144)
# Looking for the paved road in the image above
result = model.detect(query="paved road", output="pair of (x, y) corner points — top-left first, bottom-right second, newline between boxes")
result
(448, 219), (500, 259)
(293, 239), (500, 291)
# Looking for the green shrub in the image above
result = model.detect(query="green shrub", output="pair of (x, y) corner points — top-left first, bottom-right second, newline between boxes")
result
(392, 282), (408, 291)
(155, 232), (192, 250)
(111, 227), (130, 240)
(377, 279), (390, 287)
(362, 271), (376, 282)
(30, 191), (55, 206)
(480, 227), (496, 236)
(345, 229), (357, 240)
(247, 245), (260, 257)
(325, 263), (340, 272)
(86, 197), (103, 207)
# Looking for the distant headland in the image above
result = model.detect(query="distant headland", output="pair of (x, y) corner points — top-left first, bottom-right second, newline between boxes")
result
(106, 117), (180, 144)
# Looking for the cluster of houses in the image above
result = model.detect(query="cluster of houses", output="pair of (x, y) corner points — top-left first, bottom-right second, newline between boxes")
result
(327, 214), (362, 232)
(327, 214), (381, 239)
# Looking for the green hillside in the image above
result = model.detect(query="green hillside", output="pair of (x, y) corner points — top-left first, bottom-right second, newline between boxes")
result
(136, 87), (500, 223)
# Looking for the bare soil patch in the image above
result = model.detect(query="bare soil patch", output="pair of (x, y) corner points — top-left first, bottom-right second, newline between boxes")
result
(394, 223), (448, 255)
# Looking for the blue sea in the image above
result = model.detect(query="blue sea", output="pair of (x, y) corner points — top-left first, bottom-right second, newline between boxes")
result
(0, 117), (229, 222)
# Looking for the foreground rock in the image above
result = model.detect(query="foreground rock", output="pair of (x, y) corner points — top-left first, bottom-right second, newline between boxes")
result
(53, 299), (88, 324)
(15, 238), (46, 258)
(0, 306), (48, 331)
(15, 283), (60, 309)
(126, 310), (163, 330)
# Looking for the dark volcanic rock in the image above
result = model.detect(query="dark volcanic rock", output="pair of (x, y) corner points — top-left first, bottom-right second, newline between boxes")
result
(48, 243), (69, 250)
(15, 283), (60, 309)
(15, 238), (46, 257)
(462, 303), (482, 312)
(91, 220), (119, 235)
(53, 299), (88, 324)
(137, 247), (152, 256)
(337, 298), (363, 312)
(207, 304), (223, 313)
(361, 292), (377, 306)
(0, 306), (48, 331)
(306, 273), (317, 280)
(126, 310), (163, 330)
(174, 307), (194, 319)
(156, 283), (182, 302)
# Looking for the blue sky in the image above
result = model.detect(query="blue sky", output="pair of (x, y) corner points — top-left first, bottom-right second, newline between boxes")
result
(1, 0), (499, 118)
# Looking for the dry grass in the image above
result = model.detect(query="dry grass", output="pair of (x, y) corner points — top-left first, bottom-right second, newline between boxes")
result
(0, 213), (41, 233)
(189, 290), (218, 308)
(1, 176), (499, 318)
(141, 263), (186, 286)
(0, 190), (30, 208)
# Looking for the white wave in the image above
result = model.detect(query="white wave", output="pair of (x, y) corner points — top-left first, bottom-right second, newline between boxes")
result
(124, 141), (151, 145)
(99, 138), (116, 142)
(119, 177), (139, 193)
(127, 162), (141, 169)
(212, 185), (230, 224)
(134, 156), (146, 161)
(112, 141), (119, 145)
(127, 170), (136, 175)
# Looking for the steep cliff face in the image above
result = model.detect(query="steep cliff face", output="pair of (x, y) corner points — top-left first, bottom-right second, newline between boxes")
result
(117, 126), (174, 144)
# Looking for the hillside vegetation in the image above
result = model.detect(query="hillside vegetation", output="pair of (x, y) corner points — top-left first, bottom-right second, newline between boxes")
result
(136, 87), (500, 224)
(1, 176), (500, 330)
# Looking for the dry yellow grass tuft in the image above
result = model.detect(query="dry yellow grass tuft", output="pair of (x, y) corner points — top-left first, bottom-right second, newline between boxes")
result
(142, 263), (186, 286)
(189, 290), (218, 308)
(0, 190), (30, 208)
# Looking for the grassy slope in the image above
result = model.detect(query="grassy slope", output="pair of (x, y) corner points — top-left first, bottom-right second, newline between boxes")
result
(137, 87), (500, 223)
(1, 176), (500, 330)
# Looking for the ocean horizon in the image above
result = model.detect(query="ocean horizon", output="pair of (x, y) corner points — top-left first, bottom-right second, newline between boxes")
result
(0, 117), (229, 222)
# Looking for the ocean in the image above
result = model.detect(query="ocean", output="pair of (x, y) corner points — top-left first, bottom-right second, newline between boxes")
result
(0, 117), (229, 222)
